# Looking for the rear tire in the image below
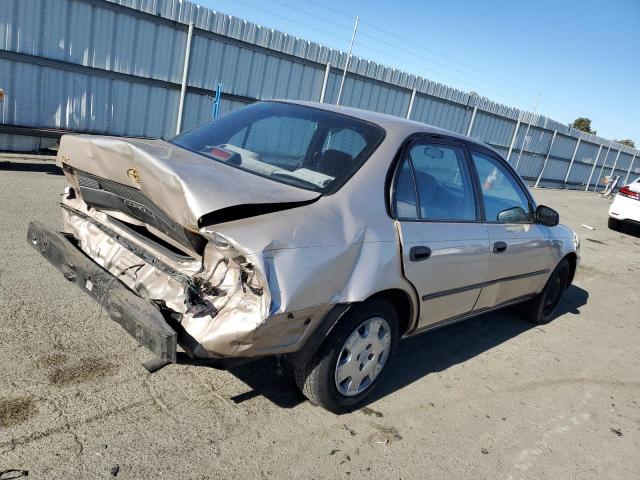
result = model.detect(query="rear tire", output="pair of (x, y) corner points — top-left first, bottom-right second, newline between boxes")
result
(521, 258), (571, 325)
(294, 299), (399, 413)
(608, 217), (621, 231)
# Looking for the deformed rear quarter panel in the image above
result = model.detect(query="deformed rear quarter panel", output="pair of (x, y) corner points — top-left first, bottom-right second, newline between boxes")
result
(183, 121), (422, 357)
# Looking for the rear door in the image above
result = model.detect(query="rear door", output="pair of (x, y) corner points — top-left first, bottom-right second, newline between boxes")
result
(468, 148), (552, 309)
(392, 137), (490, 329)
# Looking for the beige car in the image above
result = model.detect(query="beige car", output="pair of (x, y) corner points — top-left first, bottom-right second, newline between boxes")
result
(29, 101), (580, 412)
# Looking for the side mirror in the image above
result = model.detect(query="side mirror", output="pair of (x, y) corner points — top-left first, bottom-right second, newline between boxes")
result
(497, 206), (529, 223)
(535, 205), (559, 227)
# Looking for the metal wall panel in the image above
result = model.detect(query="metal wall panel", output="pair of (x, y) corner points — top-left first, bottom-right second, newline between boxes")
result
(512, 126), (553, 156)
(513, 152), (544, 179)
(616, 152), (633, 172)
(0, 133), (42, 152)
(575, 142), (600, 165)
(409, 94), (471, 134)
(469, 112), (517, 149)
(541, 158), (571, 183)
(1, 0), (638, 180)
(323, 72), (410, 117)
(567, 162), (593, 185)
(549, 134), (577, 160)
(0, 57), (179, 138)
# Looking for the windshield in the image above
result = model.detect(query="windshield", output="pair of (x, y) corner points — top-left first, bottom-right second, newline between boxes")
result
(171, 102), (385, 194)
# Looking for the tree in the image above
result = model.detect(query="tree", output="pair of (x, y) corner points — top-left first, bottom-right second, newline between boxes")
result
(572, 117), (596, 135)
(616, 139), (635, 148)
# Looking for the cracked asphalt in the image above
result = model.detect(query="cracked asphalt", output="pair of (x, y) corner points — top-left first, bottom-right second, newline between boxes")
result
(1, 156), (639, 479)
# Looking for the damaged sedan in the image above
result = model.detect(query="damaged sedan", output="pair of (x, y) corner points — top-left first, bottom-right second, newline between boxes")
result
(29, 101), (579, 412)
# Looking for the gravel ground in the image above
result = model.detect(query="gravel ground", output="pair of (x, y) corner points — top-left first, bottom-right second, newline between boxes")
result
(1, 157), (639, 479)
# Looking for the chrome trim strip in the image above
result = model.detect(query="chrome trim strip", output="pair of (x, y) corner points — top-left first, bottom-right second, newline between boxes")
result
(421, 269), (550, 301)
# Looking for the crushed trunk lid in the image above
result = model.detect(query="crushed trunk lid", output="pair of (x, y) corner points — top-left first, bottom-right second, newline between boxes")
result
(58, 135), (321, 233)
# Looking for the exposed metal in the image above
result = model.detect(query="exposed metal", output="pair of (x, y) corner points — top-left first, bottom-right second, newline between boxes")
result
(1, 0), (638, 188)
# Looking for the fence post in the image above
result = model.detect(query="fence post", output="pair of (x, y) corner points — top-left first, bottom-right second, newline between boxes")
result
(585, 144), (604, 191)
(506, 120), (521, 162)
(319, 62), (331, 103)
(466, 105), (478, 137)
(592, 141), (614, 192)
(406, 87), (417, 119)
(336, 16), (359, 106)
(608, 149), (621, 177)
(515, 113), (535, 170)
(625, 154), (637, 185)
(563, 138), (581, 185)
(176, 21), (194, 135)
(535, 130), (557, 188)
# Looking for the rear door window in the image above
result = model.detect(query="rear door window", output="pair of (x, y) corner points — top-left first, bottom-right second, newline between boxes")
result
(393, 141), (477, 221)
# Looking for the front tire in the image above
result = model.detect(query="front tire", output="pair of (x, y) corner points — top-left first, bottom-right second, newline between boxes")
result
(294, 299), (399, 413)
(608, 217), (621, 231)
(521, 258), (571, 325)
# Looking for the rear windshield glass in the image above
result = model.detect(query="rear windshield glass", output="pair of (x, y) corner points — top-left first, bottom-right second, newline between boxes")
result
(171, 102), (385, 194)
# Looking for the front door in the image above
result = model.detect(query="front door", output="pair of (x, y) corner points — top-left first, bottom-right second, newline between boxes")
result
(469, 149), (552, 309)
(392, 138), (490, 329)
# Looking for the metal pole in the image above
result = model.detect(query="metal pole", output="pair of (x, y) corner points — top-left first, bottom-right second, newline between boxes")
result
(535, 130), (557, 188)
(319, 62), (331, 103)
(466, 105), (478, 137)
(563, 137), (581, 185)
(624, 154), (636, 185)
(336, 16), (359, 106)
(406, 87), (417, 119)
(514, 93), (541, 170)
(506, 120), (521, 161)
(593, 140), (613, 192)
(176, 21), (194, 135)
(585, 144), (604, 191)
(514, 117), (532, 170)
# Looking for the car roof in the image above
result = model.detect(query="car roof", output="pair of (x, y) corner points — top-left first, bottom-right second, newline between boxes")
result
(278, 99), (496, 154)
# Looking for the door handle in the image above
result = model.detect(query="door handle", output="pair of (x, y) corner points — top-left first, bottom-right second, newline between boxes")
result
(493, 241), (507, 253)
(410, 246), (431, 261)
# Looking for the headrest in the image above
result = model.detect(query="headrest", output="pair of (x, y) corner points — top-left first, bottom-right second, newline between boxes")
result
(317, 149), (353, 177)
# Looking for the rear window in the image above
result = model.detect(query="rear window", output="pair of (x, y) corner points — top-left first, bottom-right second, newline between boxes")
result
(171, 102), (385, 194)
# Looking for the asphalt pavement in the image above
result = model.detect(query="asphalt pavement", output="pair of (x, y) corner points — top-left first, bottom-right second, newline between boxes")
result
(1, 156), (638, 479)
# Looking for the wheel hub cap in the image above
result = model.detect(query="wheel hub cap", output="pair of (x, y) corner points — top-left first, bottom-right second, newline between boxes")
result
(334, 317), (391, 397)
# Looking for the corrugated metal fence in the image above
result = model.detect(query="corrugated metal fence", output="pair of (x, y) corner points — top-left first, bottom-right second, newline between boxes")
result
(0, 0), (638, 189)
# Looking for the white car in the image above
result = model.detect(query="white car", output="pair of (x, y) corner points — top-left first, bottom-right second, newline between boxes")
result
(609, 177), (640, 230)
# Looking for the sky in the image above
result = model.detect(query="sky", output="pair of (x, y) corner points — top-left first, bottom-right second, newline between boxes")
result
(195, 0), (640, 143)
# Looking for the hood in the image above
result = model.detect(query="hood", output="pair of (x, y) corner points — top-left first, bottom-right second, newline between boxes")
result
(57, 135), (321, 231)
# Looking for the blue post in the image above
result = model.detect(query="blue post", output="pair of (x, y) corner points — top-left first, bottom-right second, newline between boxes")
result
(212, 83), (222, 119)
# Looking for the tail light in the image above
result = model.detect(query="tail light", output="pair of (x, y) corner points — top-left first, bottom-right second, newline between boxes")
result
(619, 186), (640, 201)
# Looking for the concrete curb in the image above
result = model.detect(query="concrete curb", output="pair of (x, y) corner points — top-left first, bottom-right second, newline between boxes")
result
(0, 153), (57, 161)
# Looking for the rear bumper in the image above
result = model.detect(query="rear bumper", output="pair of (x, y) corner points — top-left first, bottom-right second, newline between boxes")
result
(609, 194), (640, 222)
(27, 221), (177, 363)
